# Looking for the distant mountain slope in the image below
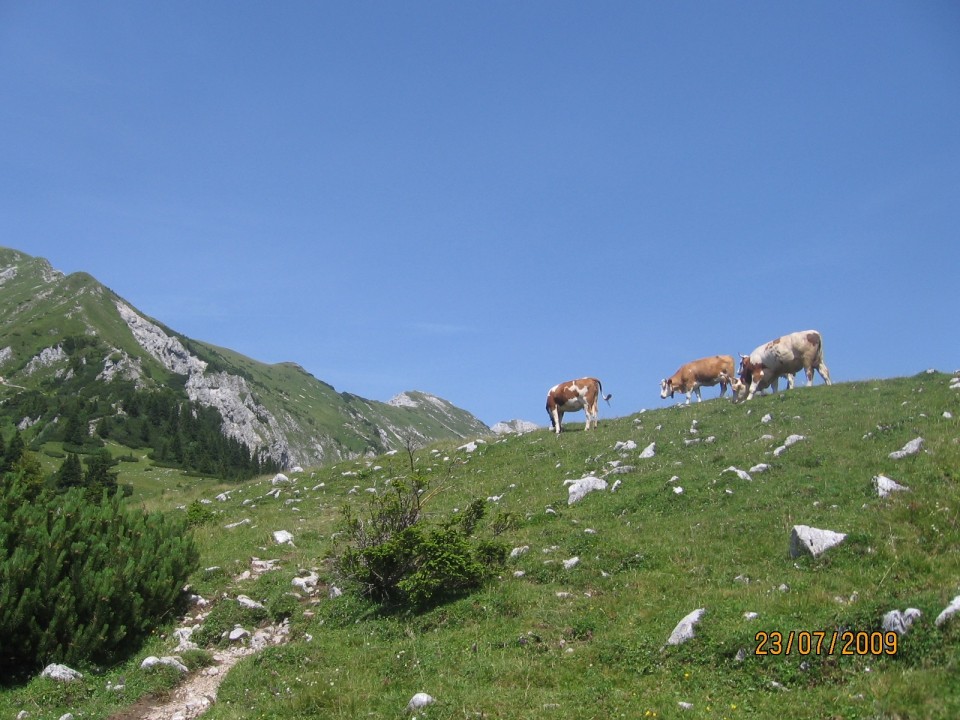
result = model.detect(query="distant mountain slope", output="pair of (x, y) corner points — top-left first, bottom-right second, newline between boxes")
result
(0, 247), (488, 469)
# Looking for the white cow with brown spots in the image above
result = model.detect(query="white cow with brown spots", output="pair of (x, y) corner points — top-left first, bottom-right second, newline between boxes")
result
(660, 355), (735, 404)
(546, 377), (612, 434)
(735, 330), (832, 402)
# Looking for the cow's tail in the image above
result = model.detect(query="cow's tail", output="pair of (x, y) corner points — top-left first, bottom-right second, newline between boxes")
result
(597, 379), (612, 405)
(810, 331), (825, 366)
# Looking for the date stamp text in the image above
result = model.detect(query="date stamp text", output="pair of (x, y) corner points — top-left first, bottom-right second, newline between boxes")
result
(754, 630), (898, 656)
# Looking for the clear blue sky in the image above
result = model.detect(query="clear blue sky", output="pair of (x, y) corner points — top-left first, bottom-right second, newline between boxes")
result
(2, 1), (958, 427)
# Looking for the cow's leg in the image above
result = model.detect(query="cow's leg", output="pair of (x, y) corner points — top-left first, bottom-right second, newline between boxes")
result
(719, 378), (728, 397)
(586, 402), (598, 430)
(694, 385), (703, 402)
(804, 366), (815, 386)
(818, 361), (832, 385)
(552, 408), (563, 434)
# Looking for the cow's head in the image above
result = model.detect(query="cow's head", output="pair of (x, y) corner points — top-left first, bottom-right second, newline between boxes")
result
(659, 378), (673, 399)
(730, 377), (748, 403)
(738, 354), (759, 384)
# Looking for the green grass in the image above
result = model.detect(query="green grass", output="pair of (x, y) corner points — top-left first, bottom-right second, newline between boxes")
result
(2, 372), (959, 719)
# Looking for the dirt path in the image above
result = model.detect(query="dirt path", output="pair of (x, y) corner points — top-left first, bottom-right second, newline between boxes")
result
(109, 620), (290, 720)
(106, 646), (252, 720)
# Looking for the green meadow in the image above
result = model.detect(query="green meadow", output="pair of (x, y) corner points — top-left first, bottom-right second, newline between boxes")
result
(3, 372), (958, 719)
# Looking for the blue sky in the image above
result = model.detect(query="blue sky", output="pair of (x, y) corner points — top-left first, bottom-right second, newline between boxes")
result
(2, 1), (958, 428)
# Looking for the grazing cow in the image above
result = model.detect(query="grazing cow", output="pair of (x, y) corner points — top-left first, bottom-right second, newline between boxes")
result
(735, 330), (832, 402)
(546, 377), (612, 434)
(660, 355), (735, 405)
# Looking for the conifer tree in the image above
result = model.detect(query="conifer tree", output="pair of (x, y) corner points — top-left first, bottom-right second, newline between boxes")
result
(53, 453), (84, 492)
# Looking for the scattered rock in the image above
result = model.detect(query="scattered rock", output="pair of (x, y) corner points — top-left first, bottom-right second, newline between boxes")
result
(882, 608), (922, 636)
(40, 664), (82, 682)
(510, 546), (530, 558)
(565, 476), (608, 505)
(790, 525), (847, 558)
(563, 557), (580, 570)
(237, 595), (264, 609)
(407, 692), (435, 711)
(614, 440), (637, 451)
(639, 442), (657, 458)
(935, 595), (960, 627)
(141, 656), (189, 673)
(889, 437), (924, 459)
(874, 474), (910, 497)
(271, 473), (291, 486)
(291, 571), (319, 594)
(665, 608), (706, 646)
(722, 466), (752, 481)
(272, 530), (294, 545)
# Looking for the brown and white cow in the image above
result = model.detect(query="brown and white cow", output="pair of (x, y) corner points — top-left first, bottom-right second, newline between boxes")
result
(734, 330), (832, 402)
(660, 355), (735, 404)
(546, 377), (612, 434)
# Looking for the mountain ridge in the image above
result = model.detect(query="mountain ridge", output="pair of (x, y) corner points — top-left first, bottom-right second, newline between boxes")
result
(0, 247), (489, 471)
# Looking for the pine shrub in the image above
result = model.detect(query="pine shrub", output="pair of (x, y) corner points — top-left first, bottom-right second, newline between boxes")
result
(0, 474), (199, 680)
(336, 479), (507, 608)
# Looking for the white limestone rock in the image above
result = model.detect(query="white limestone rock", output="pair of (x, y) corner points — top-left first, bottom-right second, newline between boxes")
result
(491, 419), (540, 435)
(41, 664), (83, 682)
(935, 595), (960, 627)
(273, 530), (295, 545)
(140, 656), (188, 673)
(789, 525), (847, 558)
(666, 608), (706, 646)
(882, 608), (922, 636)
(874, 474), (910, 497)
(889, 437), (924, 459)
(565, 476), (608, 505)
(639, 442), (657, 458)
(407, 692), (435, 711)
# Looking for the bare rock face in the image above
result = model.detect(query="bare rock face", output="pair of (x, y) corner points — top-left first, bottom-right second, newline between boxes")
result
(116, 300), (292, 467)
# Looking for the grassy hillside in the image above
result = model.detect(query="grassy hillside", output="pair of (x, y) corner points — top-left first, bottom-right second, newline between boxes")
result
(2, 372), (958, 719)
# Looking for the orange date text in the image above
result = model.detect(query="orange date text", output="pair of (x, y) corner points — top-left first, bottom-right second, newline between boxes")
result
(754, 630), (898, 656)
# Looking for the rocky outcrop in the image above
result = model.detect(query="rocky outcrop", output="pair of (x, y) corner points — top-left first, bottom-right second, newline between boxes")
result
(116, 301), (293, 467)
(491, 419), (540, 435)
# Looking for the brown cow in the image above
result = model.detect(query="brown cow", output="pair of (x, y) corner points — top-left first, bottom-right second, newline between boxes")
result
(546, 377), (612, 434)
(735, 330), (832, 402)
(660, 355), (735, 404)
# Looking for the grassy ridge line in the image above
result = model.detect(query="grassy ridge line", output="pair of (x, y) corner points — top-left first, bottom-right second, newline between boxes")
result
(2, 372), (958, 719)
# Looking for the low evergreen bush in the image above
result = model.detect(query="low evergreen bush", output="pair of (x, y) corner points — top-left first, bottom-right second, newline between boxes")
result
(335, 478), (507, 608)
(0, 473), (199, 681)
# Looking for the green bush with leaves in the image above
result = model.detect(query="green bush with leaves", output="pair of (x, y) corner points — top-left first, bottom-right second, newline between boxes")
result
(0, 473), (199, 680)
(336, 479), (507, 608)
